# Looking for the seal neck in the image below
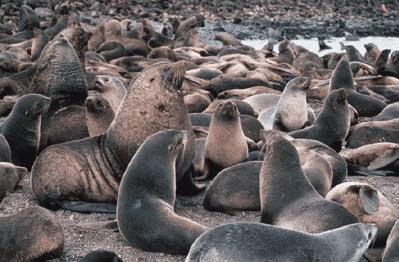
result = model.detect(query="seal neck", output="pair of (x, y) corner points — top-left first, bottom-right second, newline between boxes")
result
(260, 138), (318, 223)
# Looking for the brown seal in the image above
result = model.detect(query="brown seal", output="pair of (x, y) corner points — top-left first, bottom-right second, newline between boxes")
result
(340, 142), (399, 176)
(85, 93), (115, 137)
(260, 134), (358, 233)
(327, 182), (399, 247)
(117, 130), (207, 255)
(0, 206), (64, 261)
(289, 88), (351, 152)
(31, 61), (199, 213)
(204, 101), (248, 179)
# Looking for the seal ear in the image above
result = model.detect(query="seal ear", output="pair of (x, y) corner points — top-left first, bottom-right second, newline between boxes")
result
(359, 185), (379, 215)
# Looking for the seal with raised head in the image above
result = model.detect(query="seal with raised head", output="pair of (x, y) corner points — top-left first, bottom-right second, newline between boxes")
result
(31, 61), (199, 213)
(329, 57), (386, 117)
(289, 88), (351, 152)
(185, 222), (377, 262)
(30, 34), (88, 113)
(204, 101), (248, 179)
(92, 74), (127, 113)
(327, 182), (398, 247)
(262, 77), (311, 131)
(117, 129), (207, 255)
(0, 206), (64, 262)
(260, 134), (358, 233)
(85, 93), (115, 137)
(0, 94), (51, 169)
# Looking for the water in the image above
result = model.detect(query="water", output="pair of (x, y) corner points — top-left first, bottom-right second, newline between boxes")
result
(242, 37), (399, 56)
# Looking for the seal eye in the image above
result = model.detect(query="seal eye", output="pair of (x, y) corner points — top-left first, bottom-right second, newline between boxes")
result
(24, 110), (29, 116)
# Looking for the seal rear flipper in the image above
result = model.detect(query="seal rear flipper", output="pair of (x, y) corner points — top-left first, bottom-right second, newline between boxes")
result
(176, 167), (206, 196)
(57, 200), (116, 213)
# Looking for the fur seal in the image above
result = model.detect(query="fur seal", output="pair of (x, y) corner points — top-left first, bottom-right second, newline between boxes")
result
(340, 142), (399, 176)
(0, 94), (51, 169)
(387, 51), (399, 77)
(30, 28), (49, 61)
(80, 250), (122, 262)
(0, 162), (27, 202)
(214, 32), (241, 46)
(0, 206), (64, 262)
(185, 222), (377, 262)
(329, 57), (386, 117)
(204, 101), (248, 178)
(364, 43), (380, 66)
(347, 119), (399, 148)
(30, 35), (88, 113)
(40, 105), (89, 150)
(85, 93), (115, 137)
(327, 182), (399, 247)
(289, 89), (351, 152)
(31, 62), (199, 212)
(318, 37), (332, 51)
(371, 102), (399, 121)
(260, 134), (358, 233)
(271, 39), (295, 64)
(117, 130), (207, 255)
(262, 77), (311, 131)
(383, 219), (399, 262)
(203, 98), (255, 116)
(217, 86), (281, 99)
(203, 75), (271, 97)
(92, 75), (127, 112)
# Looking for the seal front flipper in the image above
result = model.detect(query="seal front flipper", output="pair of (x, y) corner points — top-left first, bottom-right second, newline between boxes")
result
(176, 167), (206, 196)
(58, 201), (116, 213)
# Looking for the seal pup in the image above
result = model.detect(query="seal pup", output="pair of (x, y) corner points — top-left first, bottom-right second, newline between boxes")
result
(185, 222), (377, 262)
(85, 93), (115, 137)
(80, 250), (123, 262)
(260, 134), (358, 233)
(0, 94), (51, 169)
(329, 57), (386, 117)
(327, 182), (399, 247)
(0, 206), (64, 262)
(289, 89), (351, 152)
(383, 219), (399, 262)
(203, 101), (248, 179)
(0, 162), (27, 201)
(117, 130), (207, 255)
(340, 143), (399, 176)
(31, 62), (199, 212)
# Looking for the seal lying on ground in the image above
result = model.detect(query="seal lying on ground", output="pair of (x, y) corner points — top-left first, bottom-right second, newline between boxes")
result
(327, 182), (399, 247)
(185, 222), (377, 262)
(0, 206), (64, 262)
(31, 61), (199, 213)
(117, 129), (207, 255)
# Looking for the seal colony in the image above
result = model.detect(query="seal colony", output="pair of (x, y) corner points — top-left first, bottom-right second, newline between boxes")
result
(0, 1), (399, 261)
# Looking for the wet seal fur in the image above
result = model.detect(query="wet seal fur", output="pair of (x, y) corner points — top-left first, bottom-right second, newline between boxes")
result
(117, 130), (207, 255)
